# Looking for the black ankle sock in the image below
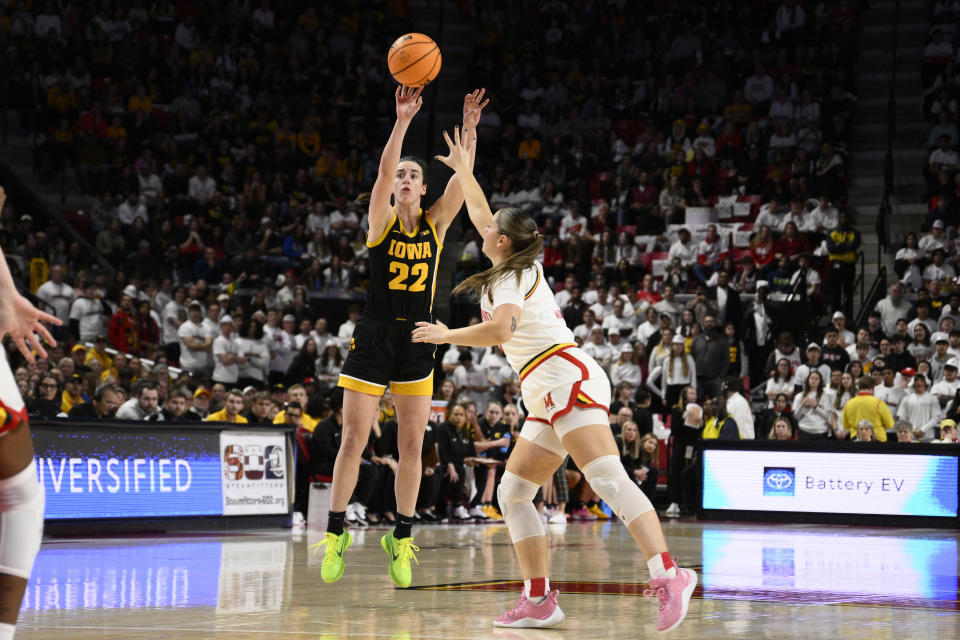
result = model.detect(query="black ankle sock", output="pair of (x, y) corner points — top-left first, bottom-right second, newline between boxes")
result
(394, 513), (415, 539)
(327, 510), (346, 535)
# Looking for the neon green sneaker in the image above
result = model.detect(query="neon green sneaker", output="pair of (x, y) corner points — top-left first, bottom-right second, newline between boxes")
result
(380, 532), (420, 588)
(310, 531), (352, 583)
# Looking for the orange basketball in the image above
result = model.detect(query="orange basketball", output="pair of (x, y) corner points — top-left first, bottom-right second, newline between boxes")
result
(387, 33), (442, 87)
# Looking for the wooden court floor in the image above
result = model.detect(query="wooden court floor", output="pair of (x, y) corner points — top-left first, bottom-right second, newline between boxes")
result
(16, 519), (960, 639)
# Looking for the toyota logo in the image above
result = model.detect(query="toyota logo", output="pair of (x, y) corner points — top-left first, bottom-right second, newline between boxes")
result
(766, 472), (793, 490)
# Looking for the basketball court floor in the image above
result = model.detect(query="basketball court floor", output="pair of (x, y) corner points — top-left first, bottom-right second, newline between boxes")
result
(16, 520), (960, 639)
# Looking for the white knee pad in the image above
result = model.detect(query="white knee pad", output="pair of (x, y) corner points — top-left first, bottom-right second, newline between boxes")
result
(582, 455), (653, 525)
(497, 471), (545, 543)
(0, 464), (44, 580)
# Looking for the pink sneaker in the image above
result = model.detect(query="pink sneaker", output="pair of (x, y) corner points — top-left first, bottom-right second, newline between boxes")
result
(571, 506), (597, 521)
(644, 568), (697, 632)
(493, 590), (565, 628)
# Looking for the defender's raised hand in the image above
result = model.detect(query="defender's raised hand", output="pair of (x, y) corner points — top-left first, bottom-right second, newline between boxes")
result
(462, 88), (489, 130)
(434, 126), (474, 174)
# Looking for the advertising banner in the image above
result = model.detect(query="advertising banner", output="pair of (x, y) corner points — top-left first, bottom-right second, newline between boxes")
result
(702, 448), (958, 518)
(33, 428), (223, 519)
(220, 431), (288, 515)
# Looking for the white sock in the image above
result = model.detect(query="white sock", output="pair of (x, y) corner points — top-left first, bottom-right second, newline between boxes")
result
(647, 552), (678, 579)
(0, 622), (15, 640)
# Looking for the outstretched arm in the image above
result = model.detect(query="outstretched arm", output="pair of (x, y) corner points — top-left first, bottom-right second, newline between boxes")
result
(367, 86), (423, 243)
(434, 125), (495, 235)
(412, 304), (519, 348)
(428, 89), (489, 239)
(0, 188), (61, 361)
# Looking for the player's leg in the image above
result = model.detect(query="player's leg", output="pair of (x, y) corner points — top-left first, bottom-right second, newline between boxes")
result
(560, 414), (696, 632)
(0, 419), (43, 640)
(315, 388), (381, 583)
(380, 391), (431, 588)
(493, 421), (567, 629)
(330, 389), (382, 510)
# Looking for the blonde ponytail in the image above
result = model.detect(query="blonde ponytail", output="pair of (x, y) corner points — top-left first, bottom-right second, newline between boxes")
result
(452, 207), (544, 300)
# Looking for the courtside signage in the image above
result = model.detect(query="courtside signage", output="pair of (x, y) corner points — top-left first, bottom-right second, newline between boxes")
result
(33, 428), (223, 519)
(32, 426), (290, 519)
(220, 432), (288, 515)
(703, 449), (958, 518)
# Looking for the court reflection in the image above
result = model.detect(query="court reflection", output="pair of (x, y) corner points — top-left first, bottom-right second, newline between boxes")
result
(701, 527), (959, 610)
(22, 537), (290, 613)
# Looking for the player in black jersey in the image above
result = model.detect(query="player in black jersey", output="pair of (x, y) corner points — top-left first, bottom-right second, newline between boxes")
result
(313, 85), (488, 588)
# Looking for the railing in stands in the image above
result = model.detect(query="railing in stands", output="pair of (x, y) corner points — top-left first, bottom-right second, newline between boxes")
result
(875, 0), (900, 260)
(854, 264), (888, 330)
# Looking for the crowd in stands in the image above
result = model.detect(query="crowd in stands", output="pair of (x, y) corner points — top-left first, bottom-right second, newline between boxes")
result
(8, 0), (958, 525)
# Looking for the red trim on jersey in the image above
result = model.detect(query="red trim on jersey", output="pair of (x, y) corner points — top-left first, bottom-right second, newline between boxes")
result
(0, 400), (27, 436)
(525, 416), (551, 425)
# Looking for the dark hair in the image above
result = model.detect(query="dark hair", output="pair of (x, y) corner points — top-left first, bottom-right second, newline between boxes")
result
(399, 155), (429, 186)
(452, 207), (544, 300)
(168, 386), (191, 401)
(241, 318), (264, 340)
(93, 382), (119, 401)
(134, 379), (158, 397)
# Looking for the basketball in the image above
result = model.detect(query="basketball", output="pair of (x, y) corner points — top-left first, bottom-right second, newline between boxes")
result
(388, 33), (442, 87)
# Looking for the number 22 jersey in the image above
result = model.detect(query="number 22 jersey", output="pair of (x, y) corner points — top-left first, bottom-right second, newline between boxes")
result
(365, 208), (442, 319)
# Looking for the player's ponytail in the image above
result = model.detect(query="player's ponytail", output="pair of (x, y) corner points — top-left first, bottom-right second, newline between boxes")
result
(452, 207), (543, 300)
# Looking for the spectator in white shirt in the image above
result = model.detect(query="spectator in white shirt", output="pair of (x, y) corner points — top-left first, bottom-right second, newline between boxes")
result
(559, 202), (592, 242)
(744, 64), (774, 105)
(582, 327), (615, 371)
(178, 302), (213, 377)
(554, 275), (577, 309)
(138, 165), (163, 207)
(174, 16), (200, 50)
(775, 0), (806, 39)
(117, 191), (148, 226)
(924, 248), (956, 283)
(573, 309), (600, 344)
(36, 264), (73, 339)
(602, 298), (634, 337)
(806, 196), (839, 232)
(723, 376), (756, 439)
(188, 166), (216, 203)
(451, 350), (490, 408)
(161, 286), (187, 360)
(252, 0), (275, 30)
(931, 359), (960, 404)
(919, 220), (949, 256)
(668, 228), (697, 270)
(310, 317), (335, 353)
(264, 311), (296, 385)
(898, 375), (942, 441)
(212, 316), (245, 385)
(336, 305), (360, 354)
(69, 285), (107, 343)
(875, 283), (912, 337)
(929, 135), (960, 173)
(924, 29), (954, 59)
(754, 199), (785, 231)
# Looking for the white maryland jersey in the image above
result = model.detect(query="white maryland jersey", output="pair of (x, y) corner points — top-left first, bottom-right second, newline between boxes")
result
(480, 262), (576, 374)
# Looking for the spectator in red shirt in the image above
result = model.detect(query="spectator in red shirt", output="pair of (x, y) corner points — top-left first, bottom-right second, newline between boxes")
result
(637, 273), (662, 305)
(109, 294), (140, 354)
(634, 171), (659, 211)
(543, 235), (565, 282)
(74, 102), (109, 138)
(137, 299), (160, 357)
(750, 225), (775, 273)
(774, 222), (810, 263)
